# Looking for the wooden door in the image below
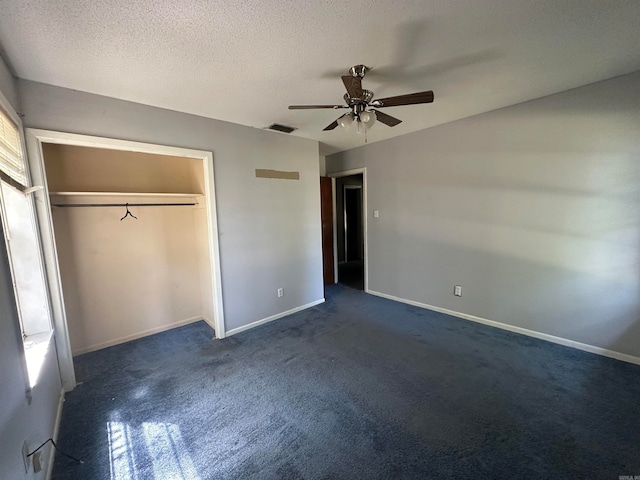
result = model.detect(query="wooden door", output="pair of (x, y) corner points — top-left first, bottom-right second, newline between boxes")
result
(320, 177), (335, 285)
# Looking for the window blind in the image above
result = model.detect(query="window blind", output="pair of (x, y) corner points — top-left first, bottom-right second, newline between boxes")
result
(0, 107), (27, 187)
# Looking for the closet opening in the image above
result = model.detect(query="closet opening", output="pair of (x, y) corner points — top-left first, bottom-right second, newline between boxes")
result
(26, 130), (224, 391)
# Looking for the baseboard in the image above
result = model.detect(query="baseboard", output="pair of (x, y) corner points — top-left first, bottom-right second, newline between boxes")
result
(46, 387), (65, 480)
(200, 316), (214, 331)
(226, 299), (325, 337)
(72, 316), (204, 356)
(367, 290), (640, 366)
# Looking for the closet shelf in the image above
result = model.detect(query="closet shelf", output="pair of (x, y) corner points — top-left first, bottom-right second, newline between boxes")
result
(49, 191), (204, 198)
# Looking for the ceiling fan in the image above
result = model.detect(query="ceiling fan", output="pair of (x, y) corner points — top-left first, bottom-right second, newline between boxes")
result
(288, 65), (434, 132)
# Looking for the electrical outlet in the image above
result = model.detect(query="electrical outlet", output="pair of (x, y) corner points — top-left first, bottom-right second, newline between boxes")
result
(454, 285), (462, 297)
(22, 441), (30, 473)
(277, 288), (284, 298)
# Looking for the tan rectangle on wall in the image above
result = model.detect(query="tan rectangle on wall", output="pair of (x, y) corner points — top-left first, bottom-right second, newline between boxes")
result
(255, 169), (299, 180)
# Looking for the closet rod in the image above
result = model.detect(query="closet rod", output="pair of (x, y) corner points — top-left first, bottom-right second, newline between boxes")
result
(51, 202), (197, 208)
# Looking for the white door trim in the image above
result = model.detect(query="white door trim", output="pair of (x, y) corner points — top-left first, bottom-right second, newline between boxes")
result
(25, 129), (226, 391)
(328, 168), (368, 292)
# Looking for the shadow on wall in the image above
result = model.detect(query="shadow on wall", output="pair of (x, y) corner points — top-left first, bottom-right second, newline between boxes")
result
(374, 148), (639, 358)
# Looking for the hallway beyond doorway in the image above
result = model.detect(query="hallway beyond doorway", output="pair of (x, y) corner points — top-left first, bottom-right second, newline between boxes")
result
(338, 260), (364, 290)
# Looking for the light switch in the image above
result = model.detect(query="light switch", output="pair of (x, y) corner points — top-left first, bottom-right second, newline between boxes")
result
(373, 210), (379, 218)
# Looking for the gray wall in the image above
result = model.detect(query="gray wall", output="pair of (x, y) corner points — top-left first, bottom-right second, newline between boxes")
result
(18, 80), (324, 332)
(0, 56), (18, 109)
(327, 71), (640, 358)
(0, 57), (62, 479)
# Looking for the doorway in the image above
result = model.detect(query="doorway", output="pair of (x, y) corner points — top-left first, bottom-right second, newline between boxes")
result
(331, 170), (367, 291)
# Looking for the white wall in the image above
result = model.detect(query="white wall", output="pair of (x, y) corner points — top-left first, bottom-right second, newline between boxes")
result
(0, 56), (62, 480)
(327, 71), (640, 359)
(18, 80), (324, 333)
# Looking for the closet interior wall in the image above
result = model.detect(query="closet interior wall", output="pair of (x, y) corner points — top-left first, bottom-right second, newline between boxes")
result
(42, 143), (214, 355)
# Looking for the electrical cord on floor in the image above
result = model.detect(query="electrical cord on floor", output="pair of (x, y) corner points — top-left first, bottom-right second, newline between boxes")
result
(27, 439), (84, 464)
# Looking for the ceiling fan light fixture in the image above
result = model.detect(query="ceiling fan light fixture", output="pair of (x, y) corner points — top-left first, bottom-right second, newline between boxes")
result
(360, 110), (377, 128)
(338, 113), (354, 130)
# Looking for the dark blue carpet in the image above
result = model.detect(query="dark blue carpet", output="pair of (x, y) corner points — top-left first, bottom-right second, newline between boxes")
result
(53, 285), (640, 479)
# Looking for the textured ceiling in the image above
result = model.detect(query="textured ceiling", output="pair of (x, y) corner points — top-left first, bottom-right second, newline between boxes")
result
(1, 0), (639, 155)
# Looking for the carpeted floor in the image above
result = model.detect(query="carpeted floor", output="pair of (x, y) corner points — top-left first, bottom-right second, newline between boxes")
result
(53, 285), (640, 479)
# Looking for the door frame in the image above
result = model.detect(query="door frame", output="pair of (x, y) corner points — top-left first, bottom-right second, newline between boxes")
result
(25, 129), (226, 391)
(329, 168), (368, 292)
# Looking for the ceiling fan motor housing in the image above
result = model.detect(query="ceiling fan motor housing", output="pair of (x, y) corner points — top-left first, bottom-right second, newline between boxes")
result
(344, 90), (373, 106)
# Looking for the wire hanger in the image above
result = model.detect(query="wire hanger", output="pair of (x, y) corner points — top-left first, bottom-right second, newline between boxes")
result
(120, 203), (137, 221)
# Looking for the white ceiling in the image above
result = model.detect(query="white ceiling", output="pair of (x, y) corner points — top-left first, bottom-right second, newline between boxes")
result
(1, 0), (639, 155)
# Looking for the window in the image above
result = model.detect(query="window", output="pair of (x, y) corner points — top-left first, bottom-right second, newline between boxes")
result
(0, 105), (27, 185)
(0, 97), (53, 389)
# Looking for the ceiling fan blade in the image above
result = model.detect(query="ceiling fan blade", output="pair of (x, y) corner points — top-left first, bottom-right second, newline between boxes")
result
(323, 116), (343, 131)
(375, 90), (434, 107)
(372, 109), (402, 127)
(289, 105), (346, 109)
(341, 75), (363, 99)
